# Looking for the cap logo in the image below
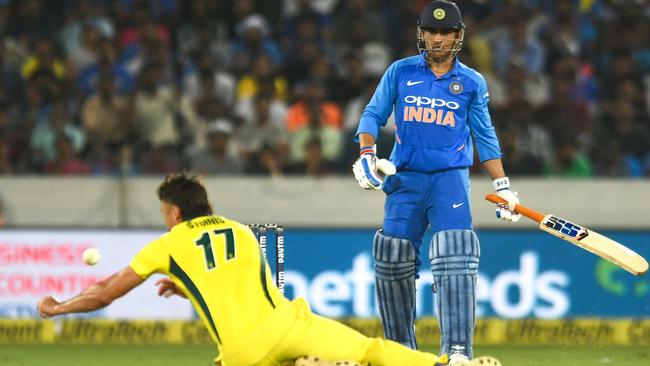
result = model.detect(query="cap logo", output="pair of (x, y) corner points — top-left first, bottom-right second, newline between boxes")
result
(433, 8), (446, 20)
(449, 81), (463, 94)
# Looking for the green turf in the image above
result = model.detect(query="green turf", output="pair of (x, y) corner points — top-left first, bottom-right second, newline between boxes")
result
(1, 344), (649, 365)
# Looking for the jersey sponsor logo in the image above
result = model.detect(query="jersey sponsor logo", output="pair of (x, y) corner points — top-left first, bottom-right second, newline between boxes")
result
(402, 95), (458, 126)
(406, 80), (424, 86)
(404, 95), (460, 109)
(453, 203), (464, 208)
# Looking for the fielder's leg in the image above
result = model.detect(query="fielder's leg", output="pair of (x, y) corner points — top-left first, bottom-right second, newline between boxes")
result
(429, 230), (480, 359)
(373, 230), (418, 349)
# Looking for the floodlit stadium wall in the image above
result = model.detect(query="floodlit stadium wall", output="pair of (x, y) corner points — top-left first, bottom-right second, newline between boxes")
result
(1, 178), (649, 345)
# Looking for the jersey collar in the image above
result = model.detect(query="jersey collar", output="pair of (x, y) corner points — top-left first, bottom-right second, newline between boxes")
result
(418, 54), (461, 80)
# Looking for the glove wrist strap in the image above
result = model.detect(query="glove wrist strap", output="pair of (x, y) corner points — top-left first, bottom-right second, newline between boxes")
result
(360, 145), (376, 156)
(492, 177), (510, 192)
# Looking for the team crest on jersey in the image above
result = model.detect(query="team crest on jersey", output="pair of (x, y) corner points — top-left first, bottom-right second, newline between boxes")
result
(433, 8), (446, 20)
(449, 82), (463, 94)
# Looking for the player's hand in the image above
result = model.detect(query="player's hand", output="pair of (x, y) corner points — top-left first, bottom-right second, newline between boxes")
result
(155, 277), (187, 298)
(37, 296), (60, 318)
(352, 146), (383, 190)
(492, 177), (521, 223)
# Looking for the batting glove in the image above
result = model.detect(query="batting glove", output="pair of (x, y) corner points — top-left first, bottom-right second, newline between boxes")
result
(492, 177), (521, 223)
(352, 145), (383, 190)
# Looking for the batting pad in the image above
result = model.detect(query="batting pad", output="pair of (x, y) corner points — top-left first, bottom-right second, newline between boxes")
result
(429, 229), (480, 359)
(373, 230), (418, 349)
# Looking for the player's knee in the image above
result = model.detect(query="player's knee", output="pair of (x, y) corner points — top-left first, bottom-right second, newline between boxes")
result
(373, 230), (416, 278)
(429, 230), (479, 275)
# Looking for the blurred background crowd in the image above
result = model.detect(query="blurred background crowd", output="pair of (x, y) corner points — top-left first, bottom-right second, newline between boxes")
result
(0, 0), (648, 178)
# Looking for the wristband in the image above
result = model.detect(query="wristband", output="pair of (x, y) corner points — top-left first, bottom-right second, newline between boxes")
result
(492, 177), (510, 191)
(359, 145), (375, 156)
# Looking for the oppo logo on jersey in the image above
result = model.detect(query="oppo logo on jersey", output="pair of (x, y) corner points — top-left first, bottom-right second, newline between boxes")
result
(403, 96), (460, 109)
(402, 95), (458, 126)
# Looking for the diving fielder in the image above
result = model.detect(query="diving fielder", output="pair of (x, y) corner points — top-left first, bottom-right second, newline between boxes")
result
(352, 1), (521, 364)
(37, 174), (450, 366)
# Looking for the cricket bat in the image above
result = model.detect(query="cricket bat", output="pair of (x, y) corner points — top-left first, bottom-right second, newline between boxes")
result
(485, 194), (649, 276)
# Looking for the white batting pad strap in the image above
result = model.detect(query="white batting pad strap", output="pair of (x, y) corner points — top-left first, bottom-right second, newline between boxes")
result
(492, 177), (510, 191)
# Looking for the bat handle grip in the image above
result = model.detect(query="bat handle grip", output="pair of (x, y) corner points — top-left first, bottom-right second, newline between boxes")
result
(485, 194), (546, 223)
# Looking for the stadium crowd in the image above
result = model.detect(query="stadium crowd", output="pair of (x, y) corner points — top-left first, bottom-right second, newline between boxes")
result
(0, 0), (648, 177)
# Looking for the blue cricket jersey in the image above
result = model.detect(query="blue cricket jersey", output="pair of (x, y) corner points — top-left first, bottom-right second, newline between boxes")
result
(355, 55), (502, 173)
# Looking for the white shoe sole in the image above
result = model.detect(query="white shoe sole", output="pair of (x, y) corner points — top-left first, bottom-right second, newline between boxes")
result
(468, 356), (502, 366)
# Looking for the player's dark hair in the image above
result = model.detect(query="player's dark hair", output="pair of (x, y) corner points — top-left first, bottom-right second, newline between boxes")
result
(157, 173), (213, 220)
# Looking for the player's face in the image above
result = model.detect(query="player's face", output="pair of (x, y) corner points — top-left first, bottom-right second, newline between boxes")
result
(422, 28), (458, 63)
(160, 201), (181, 230)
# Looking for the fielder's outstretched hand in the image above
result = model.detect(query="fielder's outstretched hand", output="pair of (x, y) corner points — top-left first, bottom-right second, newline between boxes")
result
(37, 296), (60, 318)
(492, 177), (521, 223)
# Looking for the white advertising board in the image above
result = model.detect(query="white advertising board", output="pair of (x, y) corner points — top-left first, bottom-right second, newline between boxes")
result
(0, 230), (195, 319)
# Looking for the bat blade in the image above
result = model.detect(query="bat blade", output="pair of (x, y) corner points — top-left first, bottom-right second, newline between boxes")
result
(540, 214), (649, 276)
(485, 194), (649, 276)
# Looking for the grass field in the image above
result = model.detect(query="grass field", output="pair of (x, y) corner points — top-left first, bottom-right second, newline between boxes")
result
(2, 344), (650, 366)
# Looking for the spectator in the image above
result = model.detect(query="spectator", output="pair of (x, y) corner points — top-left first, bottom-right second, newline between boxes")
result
(230, 14), (283, 75)
(181, 53), (235, 107)
(493, 18), (546, 78)
(333, 53), (366, 105)
(67, 23), (103, 73)
(236, 53), (288, 101)
(292, 136), (335, 176)
(21, 37), (66, 81)
(60, 0), (114, 58)
(0, 41), (23, 103)
(191, 120), (244, 175)
(81, 72), (135, 154)
(544, 136), (593, 178)
(43, 135), (90, 175)
(234, 93), (288, 176)
(286, 78), (343, 166)
(180, 69), (236, 156)
(138, 146), (181, 175)
(134, 62), (179, 150)
(0, 135), (12, 175)
(603, 99), (650, 177)
(30, 102), (85, 168)
(77, 39), (134, 97)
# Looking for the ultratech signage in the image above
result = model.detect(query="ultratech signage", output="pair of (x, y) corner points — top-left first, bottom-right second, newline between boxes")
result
(58, 320), (169, 344)
(3, 319), (650, 346)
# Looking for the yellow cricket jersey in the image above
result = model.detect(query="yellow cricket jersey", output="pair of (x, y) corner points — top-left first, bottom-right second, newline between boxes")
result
(129, 216), (287, 353)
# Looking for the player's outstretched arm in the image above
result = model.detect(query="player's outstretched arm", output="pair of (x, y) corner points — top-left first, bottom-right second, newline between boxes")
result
(37, 266), (144, 318)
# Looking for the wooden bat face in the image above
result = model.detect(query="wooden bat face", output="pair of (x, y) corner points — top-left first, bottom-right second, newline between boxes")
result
(540, 214), (648, 276)
(485, 193), (649, 276)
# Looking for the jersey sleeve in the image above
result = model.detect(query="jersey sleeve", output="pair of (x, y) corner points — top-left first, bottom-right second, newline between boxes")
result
(355, 61), (398, 141)
(129, 237), (169, 279)
(468, 73), (502, 162)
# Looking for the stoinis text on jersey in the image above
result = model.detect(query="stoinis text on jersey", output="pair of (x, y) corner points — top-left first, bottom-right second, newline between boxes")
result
(186, 216), (226, 229)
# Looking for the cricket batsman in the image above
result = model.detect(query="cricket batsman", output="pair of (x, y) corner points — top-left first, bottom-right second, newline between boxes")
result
(38, 174), (460, 366)
(352, 1), (521, 364)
